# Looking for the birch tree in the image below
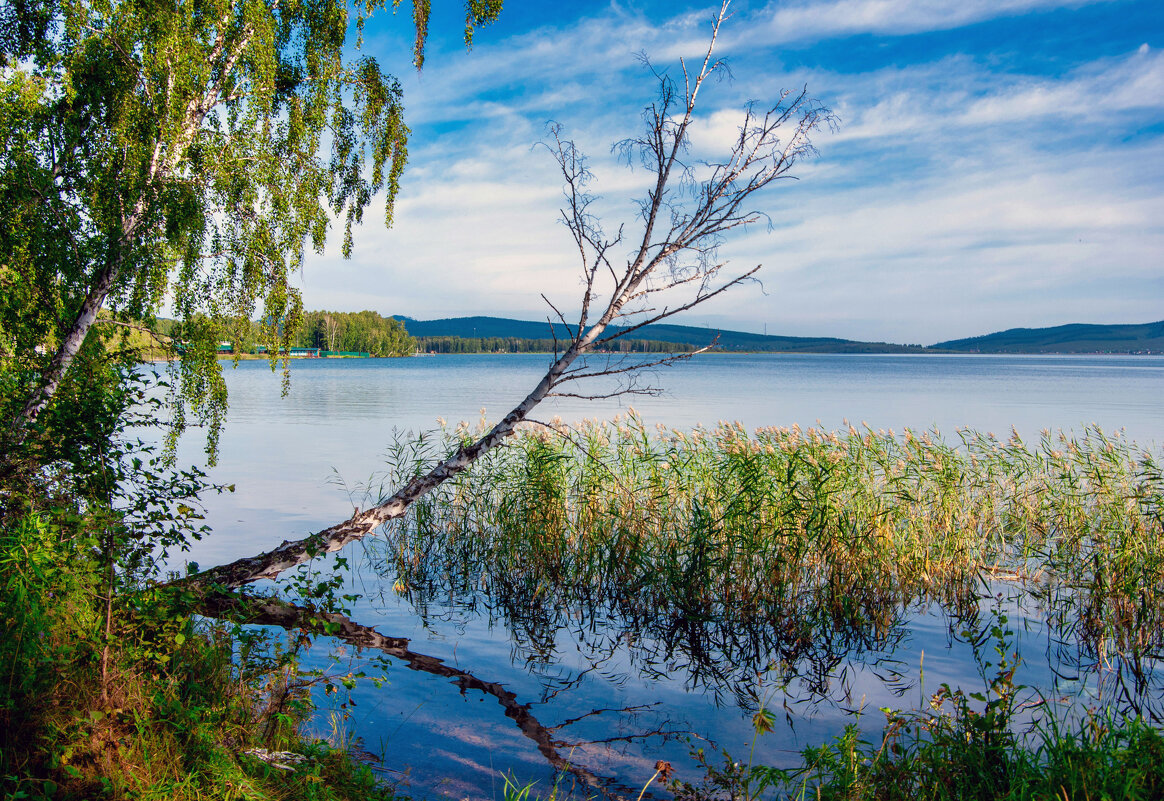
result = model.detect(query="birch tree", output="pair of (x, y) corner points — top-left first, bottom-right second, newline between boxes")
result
(0, 0), (502, 463)
(188, 1), (835, 590)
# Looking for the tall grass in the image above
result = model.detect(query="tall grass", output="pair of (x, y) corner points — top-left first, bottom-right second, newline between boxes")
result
(373, 413), (1163, 704)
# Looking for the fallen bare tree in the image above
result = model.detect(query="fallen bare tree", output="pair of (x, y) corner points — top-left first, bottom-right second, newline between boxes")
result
(184, 1), (834, 592)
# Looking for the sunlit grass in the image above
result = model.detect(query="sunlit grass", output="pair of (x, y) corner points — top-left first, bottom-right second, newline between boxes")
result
(373, 415), (1164, 795)
(0, 513), (398, 801)
(380, 412), (1163, 665)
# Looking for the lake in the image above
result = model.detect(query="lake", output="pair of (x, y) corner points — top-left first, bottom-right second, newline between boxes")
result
(181, 353), (1164, 799)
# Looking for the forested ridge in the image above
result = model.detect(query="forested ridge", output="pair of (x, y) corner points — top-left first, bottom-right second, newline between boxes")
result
(416, 335), (697, 354)
(933, 320), (1164, 353)
(402, 314), (1164, 354)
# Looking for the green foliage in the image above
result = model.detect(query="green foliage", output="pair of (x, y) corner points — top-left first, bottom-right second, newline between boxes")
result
(0, 334), (392, 796)
(0, 0), (501, 458)
(4, 358), (222, 571)
(498, 769), (574, 801)
(0, 506), (399, 799)
(0, 514), (100, 728)
(295, 309), (416, 356)
(1, 595), (399, 799)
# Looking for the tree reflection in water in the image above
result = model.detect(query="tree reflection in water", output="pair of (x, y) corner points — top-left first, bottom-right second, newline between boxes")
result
(366, 543), (1164, 727)
(289, 420), (1164, 791)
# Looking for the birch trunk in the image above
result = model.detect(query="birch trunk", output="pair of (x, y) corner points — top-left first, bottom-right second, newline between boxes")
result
(11, 262), (121, 435)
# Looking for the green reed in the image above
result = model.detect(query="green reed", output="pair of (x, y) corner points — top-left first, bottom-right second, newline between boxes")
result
(377, 413), (1163, 666)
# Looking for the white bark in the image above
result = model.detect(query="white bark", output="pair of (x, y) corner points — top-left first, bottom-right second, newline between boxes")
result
(7, 17), (257, 442)
(185, 0), (834, 590)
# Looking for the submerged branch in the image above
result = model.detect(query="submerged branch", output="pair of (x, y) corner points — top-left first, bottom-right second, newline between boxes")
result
(199, 589), (637, 800)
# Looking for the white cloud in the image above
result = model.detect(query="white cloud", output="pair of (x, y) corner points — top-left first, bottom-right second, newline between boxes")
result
(745, 0), (1113, 44)
(295, 0), (1164, 344)
(714, 137), (1164, 340)
(827, 47), (1164, 145)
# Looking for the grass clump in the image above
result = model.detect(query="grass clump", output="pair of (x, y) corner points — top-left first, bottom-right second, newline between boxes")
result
(665, 618), (1164, 801)
(675, 706), (1164, 801)
(381, 413), (1163, 671)
(0, 510), (397, 801)
(772, 670), (1164, 800)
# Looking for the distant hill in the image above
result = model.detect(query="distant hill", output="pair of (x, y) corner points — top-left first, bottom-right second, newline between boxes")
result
(157, 313), (1164, 355)
(394, 315), (925, 353)
(933, 321), (1164, 354)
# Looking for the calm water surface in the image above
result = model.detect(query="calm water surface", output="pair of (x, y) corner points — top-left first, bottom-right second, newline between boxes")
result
(181, 354), (1164, 799)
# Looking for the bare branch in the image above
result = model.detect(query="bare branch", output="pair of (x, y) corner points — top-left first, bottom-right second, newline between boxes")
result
(593, 267), (761, 345)
(179, 1), (831, 590)
(541, 293), (571, 335)
(557, 347), (712, 385)
(95, 318), (174, 349)
(548, 388), (658, 401)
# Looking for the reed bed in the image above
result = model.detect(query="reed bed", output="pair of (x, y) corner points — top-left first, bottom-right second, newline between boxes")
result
(373, 413), (1164, 684)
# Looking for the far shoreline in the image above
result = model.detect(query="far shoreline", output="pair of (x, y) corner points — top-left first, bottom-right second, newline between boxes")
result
(166, 349), (1164, 361)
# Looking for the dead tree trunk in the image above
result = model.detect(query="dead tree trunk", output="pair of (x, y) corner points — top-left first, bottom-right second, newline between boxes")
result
(183, 0), (834, 590)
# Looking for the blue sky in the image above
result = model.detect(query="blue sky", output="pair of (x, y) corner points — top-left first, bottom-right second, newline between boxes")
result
(296, 0), (1163, 345)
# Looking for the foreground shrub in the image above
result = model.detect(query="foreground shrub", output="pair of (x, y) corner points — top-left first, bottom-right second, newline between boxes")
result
(0, 511), (397, 801)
